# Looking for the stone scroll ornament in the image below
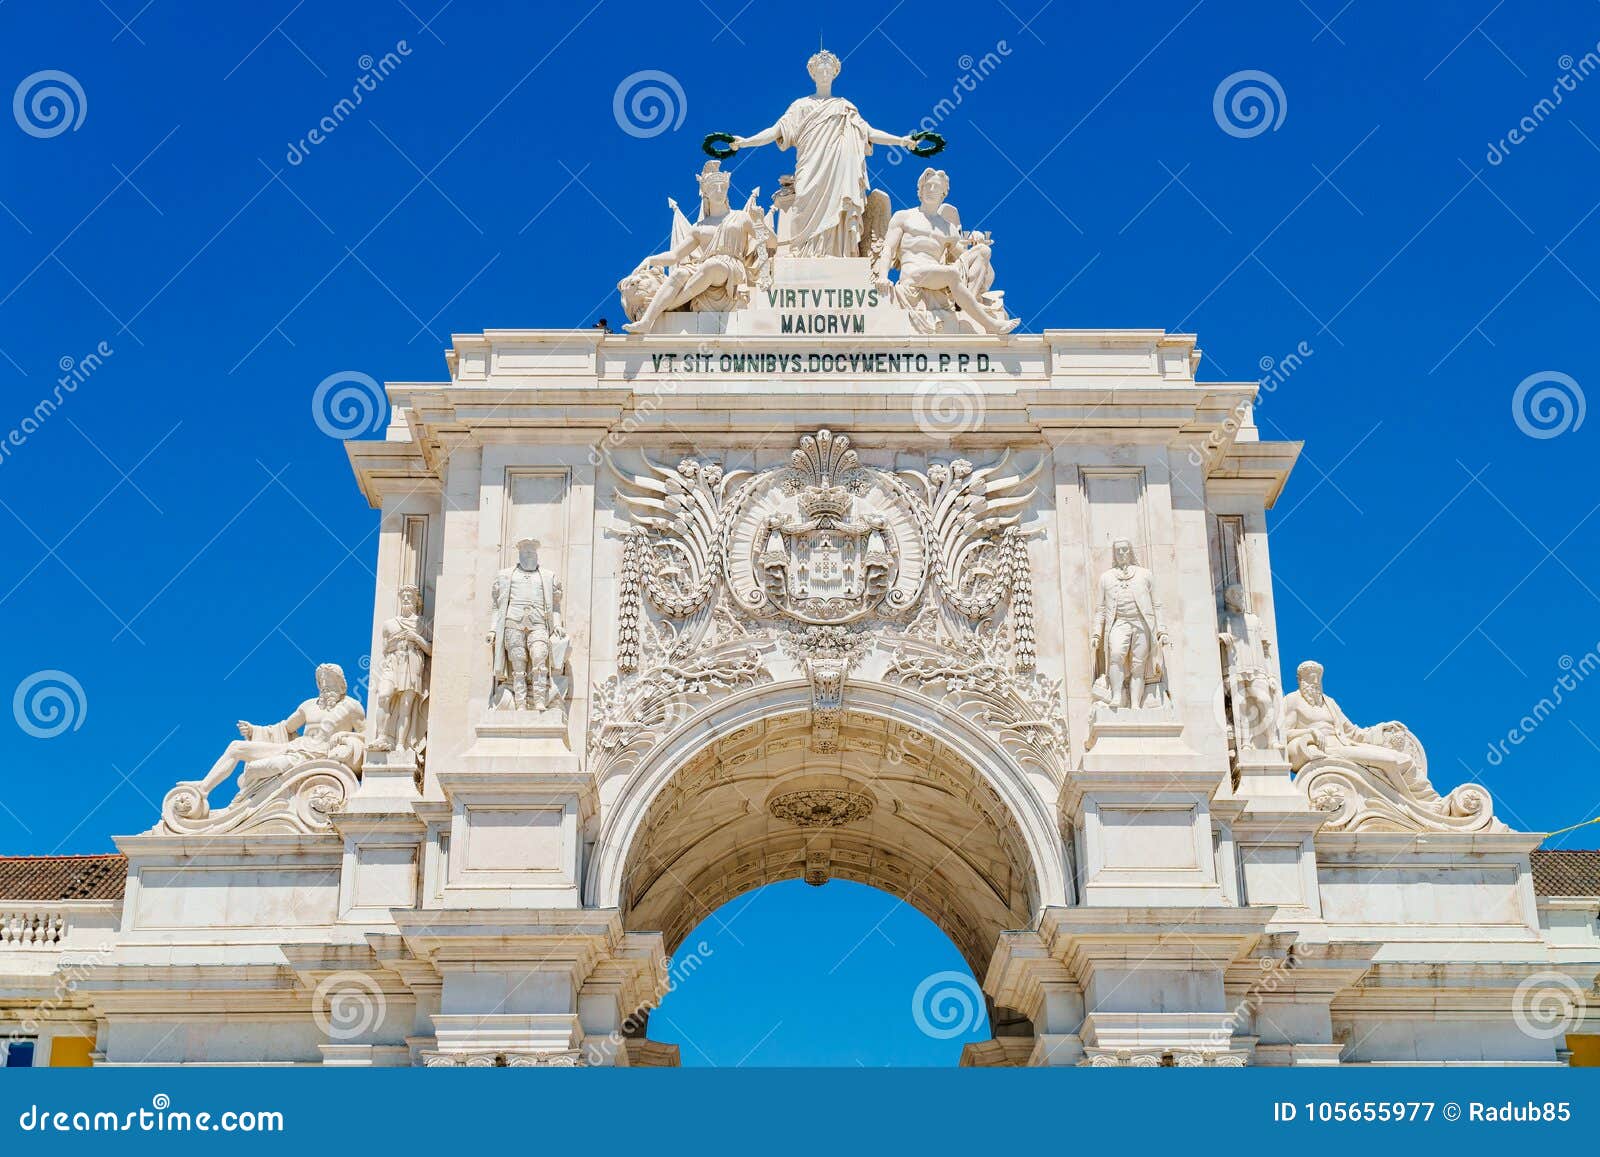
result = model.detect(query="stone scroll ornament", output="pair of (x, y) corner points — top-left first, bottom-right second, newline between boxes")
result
(605, 430), (1043, 754)
(155, 662), (366, 836)
(1284, 660), (1505, 834)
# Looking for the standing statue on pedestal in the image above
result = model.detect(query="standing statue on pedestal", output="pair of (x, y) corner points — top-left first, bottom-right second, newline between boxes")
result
(1281, 661), (1420, 779)
(190, 663), (367, 808)
(1090, 540), (1169, 712)
(620, 161), (776, 332)
(874, 167), (1019, 334)
(723, 50), (917, 257)
(489, 538), (570, 711)
(1217, 583), (1280, 750)
(369, 584), (431, 755)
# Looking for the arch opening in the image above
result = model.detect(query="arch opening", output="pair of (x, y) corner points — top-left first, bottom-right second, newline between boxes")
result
(643, 878), (999, 1066)
(614, 707), (1041, 978)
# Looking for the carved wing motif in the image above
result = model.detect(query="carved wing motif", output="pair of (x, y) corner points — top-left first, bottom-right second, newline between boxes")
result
(608, 452), (756, 675)
(895, 452), (1043, 620)
(609, 452), (752, 614)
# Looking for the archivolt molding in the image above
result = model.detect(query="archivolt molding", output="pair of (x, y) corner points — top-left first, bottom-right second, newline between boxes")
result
(885, 617), (1067, 781)
(584, 684), (1070, 933)
(609, 708), (1041, 973)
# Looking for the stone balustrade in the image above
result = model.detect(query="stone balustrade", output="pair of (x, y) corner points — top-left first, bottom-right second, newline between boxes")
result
(1, 909), (67, 949)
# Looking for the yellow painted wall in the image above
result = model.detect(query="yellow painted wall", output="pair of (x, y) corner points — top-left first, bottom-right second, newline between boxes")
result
(1568, 1035), (1600, 1067)
(48, 1037), (93, 1068)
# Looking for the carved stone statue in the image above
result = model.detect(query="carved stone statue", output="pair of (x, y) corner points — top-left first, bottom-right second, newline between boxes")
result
(1281, 660), (1418, 779)
(489, 538), (569, 711)
(189, 662), (366, 807)
(1217, 583), (1279, 750)
(1090, 539), (1169, 712)
(874, 168), (1018, 334)
(369, 584), (431, 755)
(1286, 659), (1503, 834)
(620, 161), (775, 333)
(725, 49), (916, 257)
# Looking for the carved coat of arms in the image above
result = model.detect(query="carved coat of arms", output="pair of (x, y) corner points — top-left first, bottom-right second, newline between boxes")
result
(754, 431), (895, 624)
(604, 428), (1049, 757)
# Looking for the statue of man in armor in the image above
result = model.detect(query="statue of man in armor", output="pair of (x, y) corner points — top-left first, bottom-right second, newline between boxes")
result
(489, 538), (568, 711)
(1091, 539), (1169, 711)
(369, 584), (431, 754)
(1217, 583), (1279, 749)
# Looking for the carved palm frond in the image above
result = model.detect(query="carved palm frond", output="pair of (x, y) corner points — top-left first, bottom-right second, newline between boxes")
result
(605, 450), (752, 622)
(899, 452), (1044, 620)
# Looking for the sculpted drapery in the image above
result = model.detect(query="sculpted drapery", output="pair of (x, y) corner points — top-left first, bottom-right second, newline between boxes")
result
(775, 94), (875, 257)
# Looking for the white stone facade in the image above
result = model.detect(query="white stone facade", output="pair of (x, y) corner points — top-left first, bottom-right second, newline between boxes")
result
(2, 64), (1598, 1064)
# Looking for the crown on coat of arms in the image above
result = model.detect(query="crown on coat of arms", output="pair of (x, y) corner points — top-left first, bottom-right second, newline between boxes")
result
(797, 485), (853, 522)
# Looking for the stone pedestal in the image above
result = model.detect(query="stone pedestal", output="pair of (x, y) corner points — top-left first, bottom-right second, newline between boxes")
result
(1070, 715), (1228, 908)
(434, 768), (590, 909)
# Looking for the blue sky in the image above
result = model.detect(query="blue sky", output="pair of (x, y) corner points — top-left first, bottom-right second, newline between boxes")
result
(3, 0), (1600, 1064)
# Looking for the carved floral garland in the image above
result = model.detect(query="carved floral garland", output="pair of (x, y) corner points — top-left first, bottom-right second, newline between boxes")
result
(886, 619), (1067, 777)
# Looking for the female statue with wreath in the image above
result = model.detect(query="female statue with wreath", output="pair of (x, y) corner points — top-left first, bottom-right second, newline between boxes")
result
(713, 49), (922, 258)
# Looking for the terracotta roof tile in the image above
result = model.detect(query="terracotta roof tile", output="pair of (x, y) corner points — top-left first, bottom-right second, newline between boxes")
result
(0, 854), (127, 902)
(1529, 849), (1600, 898)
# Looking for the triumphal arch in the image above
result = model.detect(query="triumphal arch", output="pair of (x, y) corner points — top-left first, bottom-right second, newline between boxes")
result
(4, 51), (1598, 1067)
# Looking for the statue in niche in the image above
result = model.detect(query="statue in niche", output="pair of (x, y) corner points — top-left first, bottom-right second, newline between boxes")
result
(874, 167), (1018, 334)
(489, 537), (570, 711)
(1090, 539), (1169, 712)
(1217, 583), (1280, 750)
(619, 160), (775, 332)
(188, 663), (366, 807)
(1281, 660), (1423, 781)
(369, 584), (431, 756)
(721, 49), (917, 258)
